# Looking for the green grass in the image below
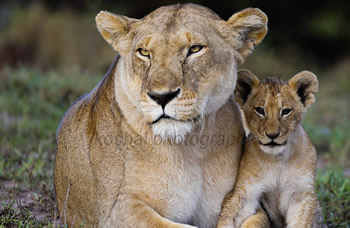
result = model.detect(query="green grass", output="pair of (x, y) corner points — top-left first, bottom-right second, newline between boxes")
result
(0, 67), (100, 227)
(0, 200), (38, 227)
(317, 168), (350, 227)
(0, 66), (349, 227)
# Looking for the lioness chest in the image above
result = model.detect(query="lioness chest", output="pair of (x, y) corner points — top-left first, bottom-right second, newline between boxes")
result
(121, 143), (236, 227)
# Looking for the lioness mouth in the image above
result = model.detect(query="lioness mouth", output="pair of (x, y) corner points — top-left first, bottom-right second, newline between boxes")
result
(152, 114), (171, 124)
(152, 114), (201, 124)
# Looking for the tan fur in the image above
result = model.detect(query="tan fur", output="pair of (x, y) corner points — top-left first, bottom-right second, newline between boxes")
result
(241, 208), (269, 228)
(54, 4), (268, 227)
(217, 70), (324, 228)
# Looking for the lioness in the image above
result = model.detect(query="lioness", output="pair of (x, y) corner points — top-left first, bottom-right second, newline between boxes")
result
(54, 4), (268, 227)
(217, 70), (324, 228)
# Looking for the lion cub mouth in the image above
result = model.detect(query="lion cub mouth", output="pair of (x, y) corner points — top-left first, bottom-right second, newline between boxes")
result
(258, 141), (288, 155)
(260, 141), (286, 147)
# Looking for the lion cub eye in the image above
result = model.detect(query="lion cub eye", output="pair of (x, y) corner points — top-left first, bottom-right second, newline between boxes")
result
(188, 45), (204, 55)
(254, 107), (265, 116)
(137, 48), (150, 59)
(281, 108), (292, 116)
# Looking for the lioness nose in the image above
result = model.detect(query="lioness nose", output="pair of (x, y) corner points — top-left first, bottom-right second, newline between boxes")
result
(148, 88), (181, 109)
(266, 132), (280, 139)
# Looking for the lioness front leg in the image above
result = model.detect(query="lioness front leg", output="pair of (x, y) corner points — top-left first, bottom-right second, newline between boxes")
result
(99, 194), (196, 228)
(286, 191), (322, 228)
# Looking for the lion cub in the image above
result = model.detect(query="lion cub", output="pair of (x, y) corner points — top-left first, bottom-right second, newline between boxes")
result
(217, 70), (324, 228)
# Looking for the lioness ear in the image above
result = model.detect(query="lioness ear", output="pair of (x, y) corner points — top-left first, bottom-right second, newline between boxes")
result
(288, 71), (318, 108)
(235, 69), (260, 106)
(96, 11), (138, 55)
(220, 8), (267, 63)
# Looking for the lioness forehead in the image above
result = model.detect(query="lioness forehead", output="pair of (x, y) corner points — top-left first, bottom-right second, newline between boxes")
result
(145, 4), (222, 22)
(132, 4), (223, 50)
(136, 3), (221, 33)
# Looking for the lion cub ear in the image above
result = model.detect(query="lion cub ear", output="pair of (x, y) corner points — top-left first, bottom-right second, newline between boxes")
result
(220, 8), (268, 63)
(288, 71), (318, 108)
(96, 11), (138, 55)
(235, 69), (260, 106)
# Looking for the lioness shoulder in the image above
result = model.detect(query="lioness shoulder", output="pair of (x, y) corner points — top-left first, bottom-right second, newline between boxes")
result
(217, 70), (324, 228)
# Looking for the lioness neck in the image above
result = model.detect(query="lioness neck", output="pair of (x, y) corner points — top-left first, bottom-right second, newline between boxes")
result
(114, 58), (152, 139)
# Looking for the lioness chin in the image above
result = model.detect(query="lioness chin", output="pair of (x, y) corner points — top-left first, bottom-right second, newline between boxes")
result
(217, 70), (325, 228)
(54, 4), (268, 227)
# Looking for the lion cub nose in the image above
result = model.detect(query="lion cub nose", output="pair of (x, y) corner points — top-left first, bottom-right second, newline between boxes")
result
(147, 88), (181, 109)
(266, 132), (280, 140)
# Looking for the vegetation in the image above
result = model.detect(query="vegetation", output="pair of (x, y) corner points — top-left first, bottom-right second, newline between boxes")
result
(317, 168), (350, 227)
(0, 68), (100, 227)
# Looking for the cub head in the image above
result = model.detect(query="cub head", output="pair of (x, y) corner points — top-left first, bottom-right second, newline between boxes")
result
(96, 4), (267, 140)
(235, 69), (318, 155)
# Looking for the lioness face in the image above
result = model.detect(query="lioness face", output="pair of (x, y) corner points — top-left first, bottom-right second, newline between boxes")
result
(235, 70), (318, 155)
(129, 15), (237, 140)
(96, 4), (268, 140)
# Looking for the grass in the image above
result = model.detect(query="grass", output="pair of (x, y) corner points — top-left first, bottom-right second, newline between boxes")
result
(0, 67), (100, 227)
(0, 200), (38, 227)
(0, 65), (349, 227)
(317, 168), (350, 227)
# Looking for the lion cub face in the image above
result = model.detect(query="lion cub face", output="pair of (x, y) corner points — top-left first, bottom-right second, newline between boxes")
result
(95, 4), (268, 140)
(235, 70), (318, 155)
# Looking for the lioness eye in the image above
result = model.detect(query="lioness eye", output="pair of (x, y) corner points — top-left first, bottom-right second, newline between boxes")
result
(254, 107), (265, 116)
(137, 48), (150, 57)
(188, 45), (204, 55)
(281, 108), (292, 116)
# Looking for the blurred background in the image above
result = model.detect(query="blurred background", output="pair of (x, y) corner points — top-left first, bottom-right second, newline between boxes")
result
(0, 0), (349, 227)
